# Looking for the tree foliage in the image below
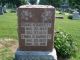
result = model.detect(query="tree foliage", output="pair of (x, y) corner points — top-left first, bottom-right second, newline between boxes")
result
(0, 0), (7, 6)
(40, 0), (62, 7)
(0, 0), (26, 7)
(40, 0), (80, 10)
(0, 0), (80, 9)
(7, 0), (26, 7)
(69, 0), (80, 9)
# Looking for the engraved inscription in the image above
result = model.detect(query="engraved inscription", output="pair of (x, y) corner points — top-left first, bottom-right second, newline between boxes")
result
(21, 23), (52, 46)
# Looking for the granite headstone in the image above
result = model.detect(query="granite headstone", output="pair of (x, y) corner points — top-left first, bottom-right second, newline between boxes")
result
(17, 5), (55, 51)
(15, 5), (57, 60)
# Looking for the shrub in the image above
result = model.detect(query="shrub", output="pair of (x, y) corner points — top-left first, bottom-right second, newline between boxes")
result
(54, 31), (76, 58)
(68, 15), (73, 19)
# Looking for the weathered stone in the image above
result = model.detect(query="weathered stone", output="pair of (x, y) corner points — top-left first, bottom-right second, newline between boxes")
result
(17, 5), (55, 51)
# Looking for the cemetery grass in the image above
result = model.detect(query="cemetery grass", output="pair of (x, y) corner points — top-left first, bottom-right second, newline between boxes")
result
(0, 12), (17, 38)
(0, 12), (18, 60)
(0, 13), (80, 60)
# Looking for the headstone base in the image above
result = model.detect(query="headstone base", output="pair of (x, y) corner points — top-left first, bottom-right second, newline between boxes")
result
(15, 48), (57, 60)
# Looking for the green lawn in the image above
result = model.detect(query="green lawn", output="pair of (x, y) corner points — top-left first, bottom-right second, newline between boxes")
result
(0, 12), (17, 38)
(0, 13), (80, 60)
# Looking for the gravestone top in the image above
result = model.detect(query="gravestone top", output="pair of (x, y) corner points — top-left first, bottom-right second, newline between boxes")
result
(19, 5), (54, 8)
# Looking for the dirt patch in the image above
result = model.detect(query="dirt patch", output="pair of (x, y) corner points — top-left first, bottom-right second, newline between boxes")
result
(9, 41), (18, 53)
(0, 44), (3, 48)
(0, 38), (18, 53)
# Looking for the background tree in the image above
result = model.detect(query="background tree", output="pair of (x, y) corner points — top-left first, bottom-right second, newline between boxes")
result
(0, 0), (7, 7)
(69, 0), (80, 10)
(7, 0), (26, 7)
(40, 0), (62, 7)
(0, 0), (80, 10)
(0, 0), (26, 7)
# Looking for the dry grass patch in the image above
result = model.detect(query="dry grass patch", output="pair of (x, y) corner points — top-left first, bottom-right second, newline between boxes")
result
(0, 38), (18, 60)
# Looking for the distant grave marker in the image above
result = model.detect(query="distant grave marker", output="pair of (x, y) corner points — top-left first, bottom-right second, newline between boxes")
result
(61, 0), (69, 12)
(0, 6), (3, 15)
(72, 10), (80, 20)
